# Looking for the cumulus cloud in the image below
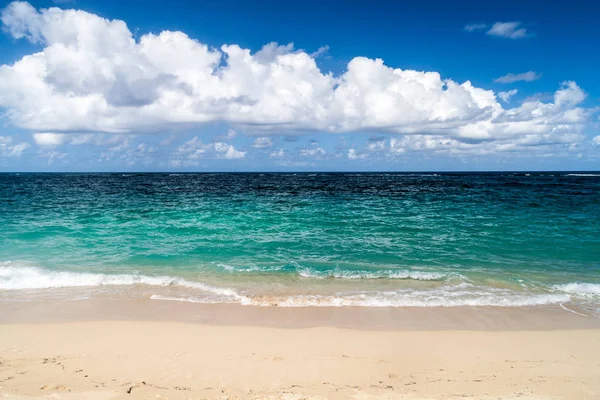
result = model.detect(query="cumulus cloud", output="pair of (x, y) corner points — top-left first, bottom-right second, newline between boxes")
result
(0, 1), (595, 159)
(0, 136), (30, 157)
(387, 130), (586, 157)
(171, 136), (245, 165)
(214, 142), (245, 159)
(498, 89), (518, 103)
(495, 71), (541, 84)
(347, 148), (366, 160)
(252, 137), (274, 148)
(487, 22), (530, 39)
(300, 147), (326, 157)
(592, 136), (600, 146)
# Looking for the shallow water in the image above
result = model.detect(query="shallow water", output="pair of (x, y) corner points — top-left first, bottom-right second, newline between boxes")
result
(0, 173), (599, 314)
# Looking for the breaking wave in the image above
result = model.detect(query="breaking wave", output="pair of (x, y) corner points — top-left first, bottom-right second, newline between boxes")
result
(2, 261), (598, 310)
(0, 261), (243, 301)
(296, 268), (451, 281)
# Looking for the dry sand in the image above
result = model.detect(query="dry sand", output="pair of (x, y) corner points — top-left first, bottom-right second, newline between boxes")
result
(1, 300), (600, 399)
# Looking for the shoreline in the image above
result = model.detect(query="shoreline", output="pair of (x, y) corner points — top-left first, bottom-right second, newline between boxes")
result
(1, 297), (599, 330)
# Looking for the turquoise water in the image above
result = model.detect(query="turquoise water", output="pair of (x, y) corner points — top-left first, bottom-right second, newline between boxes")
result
(0, 173), (599, 313)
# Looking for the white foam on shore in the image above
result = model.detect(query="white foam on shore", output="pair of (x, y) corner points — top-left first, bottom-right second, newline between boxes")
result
(150, 290), (571, 308)
(3, 261), (598, 309)
(0, 262), (243, 301)
(296, 268), (450, 281)
(553, 283), (600, 296)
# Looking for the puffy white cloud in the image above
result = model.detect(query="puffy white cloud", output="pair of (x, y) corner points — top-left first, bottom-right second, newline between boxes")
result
(387, 130), (586, 157)
(498, 89), (518, 103)
(252, 137), (274, 148)
(171, 136), (245, 164)
(214, 142), (246, 159)
(487, 22), (530, 39)
(300, 147), (326, 157)
(0, 135), (30, 156)
(495, 71), (541, 84)
(32, 132), (65, 146)
(347, 148), (366, 160)
(0, 1), (594, 158)
(592, 136), (600, 146)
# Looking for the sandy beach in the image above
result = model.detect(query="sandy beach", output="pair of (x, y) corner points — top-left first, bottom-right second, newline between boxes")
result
(1, 300), (600, 399)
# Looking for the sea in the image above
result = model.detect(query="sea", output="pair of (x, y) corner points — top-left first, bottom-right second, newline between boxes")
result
(0, 172), (599, 316)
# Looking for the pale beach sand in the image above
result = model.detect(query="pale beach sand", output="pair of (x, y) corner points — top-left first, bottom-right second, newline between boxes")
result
(1, 300), (600, 399)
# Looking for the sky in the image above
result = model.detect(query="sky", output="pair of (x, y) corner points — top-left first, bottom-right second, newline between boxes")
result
(0, 0), (599, 172)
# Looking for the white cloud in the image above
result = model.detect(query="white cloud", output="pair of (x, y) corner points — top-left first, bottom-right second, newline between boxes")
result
(175, 136), (209, 161)
(495, 71), (541, 84)
(464, 24), (487, 32)
(300, 147), (326, 157)
(487, 22), (530, 39)
(367, 140), (386, 152)
(171, 136), (245, 163)
(32, 132), (65, 146)
(252, 137), (273, 148)
(0, 136), (30, 157)
(498, 89), (518, 103)
(270, 148), (285, 158)
(214, 142), (246, 159)
(592, 136), (600, 146)
(347, 148), (366, 160)
(388, 130), (586, 157)
(0, 2), (594, 157)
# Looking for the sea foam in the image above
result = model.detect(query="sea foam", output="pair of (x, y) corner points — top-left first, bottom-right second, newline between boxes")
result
(149, 290), (570, 308)
(2, 261), (597, 309)
(552, 283), (600, 296)
(296, 268), (450, 281)
(0, 261), (243, 300)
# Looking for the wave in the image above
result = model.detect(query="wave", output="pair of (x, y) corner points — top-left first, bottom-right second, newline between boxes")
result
(151, 290), (570, 308)
(0, 262), (243, 301)
(218, 263), (286, 273)
(566, 174), (600, 177)
(552, 283), (600, 296)
(296, 268), (451, 281)
(2, 262), (597, 309)
(216, 263), (452, 281)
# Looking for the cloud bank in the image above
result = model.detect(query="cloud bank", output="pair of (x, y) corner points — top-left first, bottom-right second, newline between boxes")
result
(0, 1), (597, 166)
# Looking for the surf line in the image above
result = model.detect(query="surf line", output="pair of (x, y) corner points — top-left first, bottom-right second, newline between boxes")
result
(559, 303), (588, 317)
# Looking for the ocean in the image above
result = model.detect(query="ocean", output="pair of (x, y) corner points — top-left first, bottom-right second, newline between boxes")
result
(0, 172), (599, 315)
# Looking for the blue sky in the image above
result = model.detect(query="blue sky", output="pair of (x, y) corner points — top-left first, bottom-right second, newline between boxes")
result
(0, 0), (599, 171)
